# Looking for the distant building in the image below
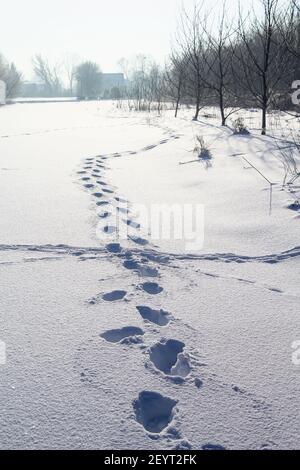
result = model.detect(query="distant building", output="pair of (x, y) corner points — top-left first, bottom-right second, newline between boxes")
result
(0, 80), (6, 105)
(101, 73), (126, 98)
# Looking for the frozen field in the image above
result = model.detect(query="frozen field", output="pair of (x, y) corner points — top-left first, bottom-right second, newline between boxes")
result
(0, 100), (299, 449)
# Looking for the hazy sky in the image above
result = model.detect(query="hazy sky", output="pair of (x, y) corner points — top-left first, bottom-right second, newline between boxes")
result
(0, 0), (270, 79)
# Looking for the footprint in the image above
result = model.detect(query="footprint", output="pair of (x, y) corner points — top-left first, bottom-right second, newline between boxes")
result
(106, 243), (122, 253)
(194, 378), (203, 389)
(122, 260), (158, 277)
(117, 207), (130, 215)
(136, 306), (171, 326)
(81, 177), (91, 181)
(103, 189), (114, 194)
(268, 287), (283, 293)
(93, 192), (103, 198)
(129, 235), (149, 246)
(98, 211), (111, 219)
(97, 181), (107, 186)
(124, 219), (140, 229)
(201, 444), (226, 450)
(140, 282), (163, 295)
(149, 339), (190, 378)
(102, 226), (117, 234)
(144, 144), (156, 151)
(133, 391), (177, 434)
(100, 326), (144, 343)
(115, 197), (127, 203)
(287, 202), (300, 212)
(84, 184), (94, 189)
(102, 290), (127, 301)
(123, 259), (140, 270)
(96, 201), (110, 206)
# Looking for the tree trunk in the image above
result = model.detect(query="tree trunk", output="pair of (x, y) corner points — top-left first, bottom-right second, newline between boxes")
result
(175, 82), (182, 118)
(193, 92), (201, 120)
(261, 72), (268, 135)
(219, 86), (226, 126)
(261, 106), (267, 135)
(220, 101), (226, 126)
(175, 94), (180, 118)
(194, 104), (200, 120)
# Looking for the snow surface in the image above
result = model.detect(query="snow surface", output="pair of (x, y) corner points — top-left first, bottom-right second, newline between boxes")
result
(0, 101), (299, 450)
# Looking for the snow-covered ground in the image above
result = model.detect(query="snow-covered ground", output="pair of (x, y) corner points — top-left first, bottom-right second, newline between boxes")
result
(0, 100), (299, 450)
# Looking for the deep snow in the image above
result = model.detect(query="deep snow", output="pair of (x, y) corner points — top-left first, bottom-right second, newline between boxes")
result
(0, 101), (299, 450)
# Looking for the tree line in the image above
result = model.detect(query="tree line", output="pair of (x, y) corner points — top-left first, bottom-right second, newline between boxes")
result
(117, 0), (300, 136)
(2, 0), (300, 136)
(94, 0), (300, 136)
(130, 0), (300, 136)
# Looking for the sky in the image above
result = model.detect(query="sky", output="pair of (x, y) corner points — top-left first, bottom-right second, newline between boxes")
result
(0, 0), (274, 80)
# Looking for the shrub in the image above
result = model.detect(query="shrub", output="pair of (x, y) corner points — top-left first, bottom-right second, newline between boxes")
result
(232, 117), (250, 135)
(193, 135), (212, 161)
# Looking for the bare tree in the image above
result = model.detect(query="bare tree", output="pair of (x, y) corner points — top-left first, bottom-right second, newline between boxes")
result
(176, 5), (208, 120)
(234, 0), (291, 135)
(63, 53), (80, 96)
(127, 55), (152, 111)
(275, 0), (300, 115)
(33, 55), (62, 96)
(165, 51), (187, 117)
(277, 0), (300, 58)
(119, 55), (165, 112)
(117, 57), (130, 80)
(147, 63), (165, 113)
(200, 2), (239, 125)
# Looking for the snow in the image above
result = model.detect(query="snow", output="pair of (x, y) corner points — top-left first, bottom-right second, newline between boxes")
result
(0, 100), (299, 450)
(12, 98), (77, 103)
(109, 110), (299, 255)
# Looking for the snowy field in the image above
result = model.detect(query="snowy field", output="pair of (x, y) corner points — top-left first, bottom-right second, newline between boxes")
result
(0, 100), (299, 450)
